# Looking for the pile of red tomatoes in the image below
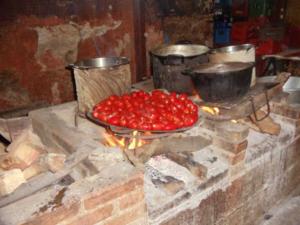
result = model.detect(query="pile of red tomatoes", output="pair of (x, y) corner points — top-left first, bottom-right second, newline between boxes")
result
(92, 90), (198, 131)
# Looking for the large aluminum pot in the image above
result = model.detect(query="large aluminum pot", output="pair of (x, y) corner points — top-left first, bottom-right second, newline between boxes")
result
(182, 62), (253, 102)
(209, 44), (256, 87)
(150, 44), (210, 94)
(68, 57), (131, 116)
(71, 57), (129, 69)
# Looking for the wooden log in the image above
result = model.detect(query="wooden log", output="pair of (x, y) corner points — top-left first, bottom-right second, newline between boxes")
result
(23, 163), (46, 180)
(151, 176), (185, 195)
(124, 135), (211, 166)
(0, 144), (91, 208)
(165, 152), (207, 179)
(73, 64), (131, 116)
(0, 117), (31, 142)
(41, 153), (66, 173)
(0, 154), (22, 171)
(8, 143), (42, 170)
(0, 169), (26, 197)
(5, 129), (45, 170)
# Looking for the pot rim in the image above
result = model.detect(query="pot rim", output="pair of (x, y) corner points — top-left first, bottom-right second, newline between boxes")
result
(211, 43), (255, 54)
(182, 62), (254, 76)
(69, 57), (129, 69)
(150, 44), (210, 58)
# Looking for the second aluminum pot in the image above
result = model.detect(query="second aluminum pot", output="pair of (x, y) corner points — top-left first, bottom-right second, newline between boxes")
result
(182, 62), (254, 102)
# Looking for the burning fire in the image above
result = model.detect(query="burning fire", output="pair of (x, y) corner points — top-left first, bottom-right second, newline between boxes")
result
(231, 120), (238, 123)
(201, 106), (220, 115)
(104, 131), (146, 150)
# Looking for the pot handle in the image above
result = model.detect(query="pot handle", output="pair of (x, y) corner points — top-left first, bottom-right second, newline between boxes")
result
(66, 64), (80, 70)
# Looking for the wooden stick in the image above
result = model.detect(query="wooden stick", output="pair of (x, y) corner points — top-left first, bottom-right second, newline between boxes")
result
(0, 144), (91, 208)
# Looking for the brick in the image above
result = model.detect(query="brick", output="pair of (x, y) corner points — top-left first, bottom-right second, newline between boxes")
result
(271, 103), (300, 119)
(216, 121), (249, 143)
(194, 194), (215, 225)
(127, 217), (149, 225)
(84, 176), (143, 210)
(217, 148), (246, 165)
(160, 208), (194, 225)
(149, 192), (191, 219)
(285, 139), (300, 169)
(225, 207), (243, 225)
(225, 177), (243, 212)
(119, 189), (145, 210)
(213, 189), (226, 221)
(104, 203), (147, 225)
(213, 138), (248, 154)
(22, 202), (80, 225)
(67, 204), (113, 225)
(229, 162), (245, 178)
(215, 218), (228, 225)
(242, 191), (264, 225)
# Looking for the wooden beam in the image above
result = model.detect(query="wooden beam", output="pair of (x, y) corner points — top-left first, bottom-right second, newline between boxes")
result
(131, 0), (146, 83)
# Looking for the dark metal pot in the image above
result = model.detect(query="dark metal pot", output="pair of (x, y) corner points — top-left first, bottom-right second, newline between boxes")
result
(182, 62), (254, 102)
(150, 44), (210, 94)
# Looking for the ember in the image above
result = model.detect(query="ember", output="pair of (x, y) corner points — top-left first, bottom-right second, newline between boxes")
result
(201, 106), (220, 115)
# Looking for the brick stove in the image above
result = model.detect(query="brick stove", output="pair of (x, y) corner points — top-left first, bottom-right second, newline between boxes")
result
(0, 78), (300, 225)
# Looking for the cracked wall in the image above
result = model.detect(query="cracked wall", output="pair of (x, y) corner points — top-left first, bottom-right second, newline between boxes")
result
(0, 0), (137, 113)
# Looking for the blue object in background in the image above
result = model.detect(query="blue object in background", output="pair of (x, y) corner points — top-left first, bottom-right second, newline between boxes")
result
(214, 22), (231, 45)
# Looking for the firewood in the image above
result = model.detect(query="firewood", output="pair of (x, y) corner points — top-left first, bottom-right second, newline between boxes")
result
(23, 163), (46, 180)
(0, 117), (31, 142)
(0, 145), (92, 207)
(6, 129), (45, 169)
(8, 143), (42, 170)
(0, 169), (26, 197)
(0, 154), (22, 170)
(165, 152), (207, 179)
(151, 176), (185, 194)
(41, 153), (66, 173)
(124, 135), (212, 167)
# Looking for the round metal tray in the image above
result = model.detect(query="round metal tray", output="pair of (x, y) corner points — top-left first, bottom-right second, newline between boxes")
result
(86, 112), (201, 134)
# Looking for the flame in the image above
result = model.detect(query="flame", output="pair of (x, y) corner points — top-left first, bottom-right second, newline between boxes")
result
(104, 130), (146, 150)
(231, 120), (238, 123)
(201, 106), (220, 115)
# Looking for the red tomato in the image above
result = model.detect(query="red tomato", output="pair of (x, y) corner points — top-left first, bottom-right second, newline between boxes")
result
(93, 90), (199, 131)
(178, 93), (188, 101)
(107, 116), (120, 126)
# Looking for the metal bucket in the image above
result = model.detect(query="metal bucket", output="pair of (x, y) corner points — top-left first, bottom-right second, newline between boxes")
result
(69, 57), (131, 116)
(150, 44), (210, 94)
